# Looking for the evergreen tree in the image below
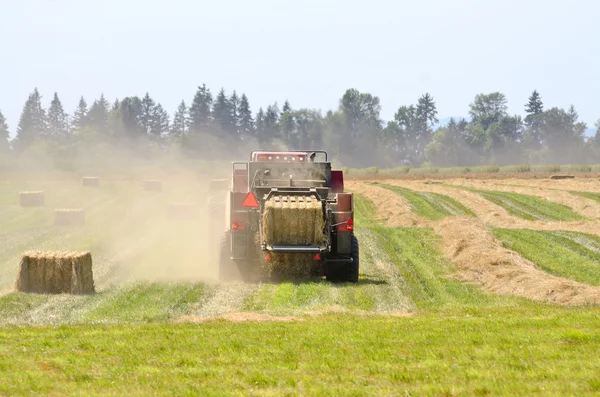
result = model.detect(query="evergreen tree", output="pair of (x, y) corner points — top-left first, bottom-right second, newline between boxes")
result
(212, 88), (235, 136)
(524, 90), (544, 150)
(188, 84), (213, 133)
(255, 107), (266, 143)
(140, 92), (156, 136)
(112, 98), (120, 111)
(280, 100), (294, 145)
(229, 91), (240, 136)
(15, 88), (46, 151)
(264, 103), (280, 143)
(87, 94), (110, 138)
(72, 96), (88, 131)
(238, 93), (254, 138)
(414, 93), (438, 164)
(150, 103), (170, 141)
(118, 96), (144, 140)
(340, 88), (382, 166)
(171, 100), (188, 137)
(47, 92), (68, 140)
(0, 110), (10, 151)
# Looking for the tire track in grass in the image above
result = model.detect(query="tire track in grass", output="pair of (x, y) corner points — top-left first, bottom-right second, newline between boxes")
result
(242, 194), (414, 315)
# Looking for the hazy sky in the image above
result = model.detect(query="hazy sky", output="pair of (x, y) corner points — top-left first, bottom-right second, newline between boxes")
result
(1, 0), (598, 135)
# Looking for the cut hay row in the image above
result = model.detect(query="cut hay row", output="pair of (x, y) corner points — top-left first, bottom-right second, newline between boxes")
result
(345, 181), (426, 227)
(15, 251), (95, 295)
(82, 176), (100, 186)
(19, 191), (44, 207)
(261, 195), (326, 279)
(434, 217), (600, 305)
(53, 209), (85, 226)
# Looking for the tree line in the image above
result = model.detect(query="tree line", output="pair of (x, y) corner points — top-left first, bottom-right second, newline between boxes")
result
(1, 85), (599, 168)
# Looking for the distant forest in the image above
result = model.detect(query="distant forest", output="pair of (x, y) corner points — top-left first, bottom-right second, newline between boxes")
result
(1, 85), (599, 169)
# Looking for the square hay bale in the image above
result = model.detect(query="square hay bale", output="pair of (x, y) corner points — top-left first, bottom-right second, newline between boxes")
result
(53, 209), (85, 226)
(82, 176), (100, 186)
(168, 202), (197, 220)
(261, 195), (326, 279)
(19, 191), (44, 207)
(143, 180), (162, 192)
(15, 251), (95, 294)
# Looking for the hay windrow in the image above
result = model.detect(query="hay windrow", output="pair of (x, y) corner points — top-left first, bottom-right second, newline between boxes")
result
(261, 195), (326, 279)
(15, 251), (95, 294)
(345, 181), (426, 227)
(434, 217), (600, 305)
(19, 191), (44, 207)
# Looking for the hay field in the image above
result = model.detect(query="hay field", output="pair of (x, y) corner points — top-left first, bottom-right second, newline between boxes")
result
(2, 175), (600, 395)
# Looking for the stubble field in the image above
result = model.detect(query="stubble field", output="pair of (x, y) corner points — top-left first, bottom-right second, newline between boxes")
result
(1, 174), (600, 396)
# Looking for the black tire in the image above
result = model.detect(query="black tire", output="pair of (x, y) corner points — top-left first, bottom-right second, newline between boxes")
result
(219, 232), (238, 282)
(347, 234), (359, 283)
(326, 235), (359, 283)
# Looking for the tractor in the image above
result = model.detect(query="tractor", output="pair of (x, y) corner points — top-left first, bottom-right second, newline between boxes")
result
(211, 150), (358, 282)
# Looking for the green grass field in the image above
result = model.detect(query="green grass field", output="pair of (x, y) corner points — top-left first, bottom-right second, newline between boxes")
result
(378, 184), (475, 220)
(450, 186), (584, 221)
(1, 180), (600, 395)
(494, 229), (600, 286)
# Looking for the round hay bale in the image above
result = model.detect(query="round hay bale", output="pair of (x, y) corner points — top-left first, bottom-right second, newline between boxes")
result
(168, 202), (197, 220)
(19, 191), (44, 207)
(82, 176), (100, 186)
(15, 251), (95, 294)
(53, 209), (85, 226)
(143, 180), (162, 192)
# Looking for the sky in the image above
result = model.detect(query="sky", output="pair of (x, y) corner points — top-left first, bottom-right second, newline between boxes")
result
(1, 0), (599, 137)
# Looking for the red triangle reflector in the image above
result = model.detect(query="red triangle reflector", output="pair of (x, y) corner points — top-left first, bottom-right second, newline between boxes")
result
(242, 192), (259, 208)
(313, 253), (321, 261)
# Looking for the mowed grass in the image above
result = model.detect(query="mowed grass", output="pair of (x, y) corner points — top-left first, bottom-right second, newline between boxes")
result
(378, 184), (475, 220)
(2, 308), (600, 396)
(451, 186), (584, 221)
(495, 229), (600, 286)
(570, 190), (600, 204)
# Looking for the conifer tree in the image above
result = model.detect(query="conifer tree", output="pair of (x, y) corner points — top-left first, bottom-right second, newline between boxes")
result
(0, 110), (10, 151)
(150, 103), (170, 140)
(72, 96), (88, 131)
(15, 88), (46, 151)
(140, 92), (156, 136)
(47, 92), (68, 140)
(171, 100), (188, 137)
(188, 84), (213, 133)
(238, 93), (254, 138)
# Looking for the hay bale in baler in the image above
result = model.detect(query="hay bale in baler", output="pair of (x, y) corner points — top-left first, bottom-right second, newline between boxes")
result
(19, 191), (44, 207)
(261, 195), (327, 279)
(143, 180), (162, 191)
(168, 202), (197, 220)
(15, 251), (95, 294)
(53, 209), (85, 226)
(82, 176), (100, 186)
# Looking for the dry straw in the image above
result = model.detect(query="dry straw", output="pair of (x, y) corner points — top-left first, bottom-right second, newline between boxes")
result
(53, 209), (85, 226)
(19, 191), (44, 207)
(143, 180), (162, 191)
(261, 195), (326, 279)
(435, 217), (600, 305)
(15, 251), (95, 294)
(82, 176), (100, 186)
